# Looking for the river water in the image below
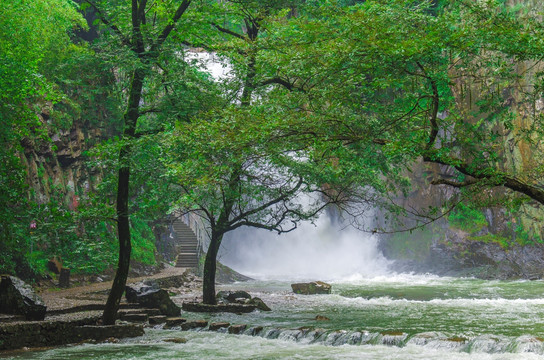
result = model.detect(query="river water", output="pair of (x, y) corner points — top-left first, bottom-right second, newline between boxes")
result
(6, 275), (544, 359)
(6, 220), (544, 359)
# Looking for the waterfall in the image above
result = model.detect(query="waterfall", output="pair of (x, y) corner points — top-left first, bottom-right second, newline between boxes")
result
(218, 210), (391, 281)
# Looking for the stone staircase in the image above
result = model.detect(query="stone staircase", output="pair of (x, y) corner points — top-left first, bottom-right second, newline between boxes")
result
(172, 219), (199, 268)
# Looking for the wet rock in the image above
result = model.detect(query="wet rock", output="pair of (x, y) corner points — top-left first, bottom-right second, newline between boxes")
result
(125, 285), (180, 317)
(246, 326), (264, 336)
(125, 283), (159, 303)
(164, 317), (187, 329)
(182, 302), (256, 313)
(0, 275), (47, 320)
(181, 320), (208, 330)
(120, 313), (148, 323)
(247, 297), (271, 311)
(315, 315), (330, 321)
(291, 281), (331, 295)
(216, 290), (251, 303)
(164, 337), (187, 344)
(209, 322), (230, 331)
(102, 337), (119, 343)
(0, 320), (144, 351)
(149, 316), (167, 325)
(228, 324), (247, 334)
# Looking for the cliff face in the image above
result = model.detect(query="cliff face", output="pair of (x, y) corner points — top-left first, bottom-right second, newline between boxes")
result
(19, 107), (105, 206)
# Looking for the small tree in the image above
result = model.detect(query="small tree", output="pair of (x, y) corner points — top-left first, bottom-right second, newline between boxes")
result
(82, 0), (195, 324)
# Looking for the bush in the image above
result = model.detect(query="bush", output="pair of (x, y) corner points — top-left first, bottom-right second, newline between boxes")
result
(449, 203), (488, 233)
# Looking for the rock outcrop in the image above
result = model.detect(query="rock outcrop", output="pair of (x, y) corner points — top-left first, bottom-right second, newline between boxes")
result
(381, 227), (544, 280)
(0, 275), (47, 320)
(0, 316), (143, 351)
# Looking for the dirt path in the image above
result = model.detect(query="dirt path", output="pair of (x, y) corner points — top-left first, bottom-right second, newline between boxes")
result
(39, 266), (190, 311)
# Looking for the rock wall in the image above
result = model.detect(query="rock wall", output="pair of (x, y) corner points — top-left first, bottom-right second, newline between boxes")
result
(19, 107), (107, 206)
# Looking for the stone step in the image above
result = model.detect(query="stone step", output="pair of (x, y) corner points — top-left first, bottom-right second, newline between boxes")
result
(176, 259), (198, 267)
(179, 243), (198, 246)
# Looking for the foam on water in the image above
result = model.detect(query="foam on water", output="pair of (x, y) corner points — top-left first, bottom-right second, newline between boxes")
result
(12, 331), (544, 360)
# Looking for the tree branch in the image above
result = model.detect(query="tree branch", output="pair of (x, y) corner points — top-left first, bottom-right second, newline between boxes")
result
(151, 0), (192, 53)
(424, 152), (544, 205)
(211, 22), (246, 40)
(430, 178), (480, 187)
(227, 177), (304, 226)
(257, 77), (308, 93)
(83, 0), (130, 47)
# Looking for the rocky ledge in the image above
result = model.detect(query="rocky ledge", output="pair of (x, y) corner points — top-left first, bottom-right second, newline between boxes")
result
(0, 316), (144, 351)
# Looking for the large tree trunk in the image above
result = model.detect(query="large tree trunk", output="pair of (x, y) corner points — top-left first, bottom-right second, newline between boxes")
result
(202, 232), (223, 305)
(102, 68), (144, 325)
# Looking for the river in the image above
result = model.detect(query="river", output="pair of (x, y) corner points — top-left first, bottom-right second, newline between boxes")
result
(6, 274), (544, 358)
(6, 219), (544, 359)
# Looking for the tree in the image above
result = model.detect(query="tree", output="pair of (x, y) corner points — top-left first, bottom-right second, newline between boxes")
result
(164, 0), (402, 304)
(268, 0), (544, 233)
(83, 0), (194, 324)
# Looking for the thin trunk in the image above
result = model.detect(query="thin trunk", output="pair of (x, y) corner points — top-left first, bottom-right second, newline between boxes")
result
(202, 231), (222, 304)
(102, 68), (144, 325)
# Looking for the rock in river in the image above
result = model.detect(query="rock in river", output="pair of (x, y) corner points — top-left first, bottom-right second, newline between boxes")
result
(291, 281), (331, 295)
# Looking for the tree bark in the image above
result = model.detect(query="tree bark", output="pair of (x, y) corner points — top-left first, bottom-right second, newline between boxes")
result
(202, 231), (223, 305)
(102, 68), (144, 325)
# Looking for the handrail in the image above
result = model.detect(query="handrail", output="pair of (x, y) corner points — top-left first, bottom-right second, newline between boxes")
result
(176, 211), (210, 259)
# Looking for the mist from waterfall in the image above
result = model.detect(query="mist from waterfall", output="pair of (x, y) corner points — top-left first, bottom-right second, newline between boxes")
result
(218, 211), (391, 281)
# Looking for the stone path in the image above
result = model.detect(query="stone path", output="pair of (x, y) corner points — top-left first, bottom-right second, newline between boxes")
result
(39, 266), (189, 311)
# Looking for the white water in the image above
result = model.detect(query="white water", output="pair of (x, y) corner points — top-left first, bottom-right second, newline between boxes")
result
(219, 214), (391, 281)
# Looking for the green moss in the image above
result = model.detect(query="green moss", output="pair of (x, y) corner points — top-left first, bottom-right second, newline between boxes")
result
(448, 203), (488, 233)
(467, 234), (511, 249)
(514, 223), (543, 246)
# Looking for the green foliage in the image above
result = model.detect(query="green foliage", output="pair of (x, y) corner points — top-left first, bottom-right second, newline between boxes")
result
(513, 221), (543, 246)
(449, 203), (488, 233)
(26, 251), (49, 276)
(130, 217), (157, 265)
(0, 0), (89, 279)
(467, 234), (511, 250)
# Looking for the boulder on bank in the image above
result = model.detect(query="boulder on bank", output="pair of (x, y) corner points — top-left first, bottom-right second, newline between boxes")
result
(0, 275), (47, 320)
(125, 284), (180, 317)
(291, 281), (331, 295)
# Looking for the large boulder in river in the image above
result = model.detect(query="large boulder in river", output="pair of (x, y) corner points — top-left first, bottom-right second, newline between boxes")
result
(0, 275), (47, 320)
(125, 284), (180, 316)
(216, 290), (252, 303)
(291, 281), (331, 295)
(247, 297), (272, 311)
